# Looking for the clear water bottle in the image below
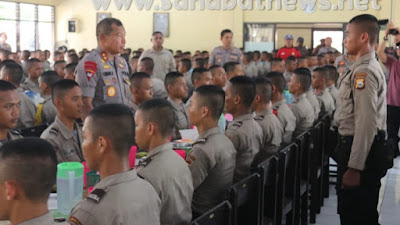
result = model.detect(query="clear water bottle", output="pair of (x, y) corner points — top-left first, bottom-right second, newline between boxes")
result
(218, 114), (226, 133)
(57, 162), (84, 215)
(284, 90), (294, 105)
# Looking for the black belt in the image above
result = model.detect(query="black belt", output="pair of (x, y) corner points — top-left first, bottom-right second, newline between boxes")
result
(339, 130), (386, 144)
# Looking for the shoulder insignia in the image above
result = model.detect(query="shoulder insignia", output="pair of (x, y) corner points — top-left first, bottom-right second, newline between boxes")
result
(84, 61), (97, 81)
(339, 61), (346, 66)
(138, 156), (153, 167)
(254, 115), (265, 121)
(10, 130), (21, 136)
(361, 60), (369, 64)
(100, 52), (108, 61)
(86, 188), (106, 203)
(193, 138), (207, 145)
(49, 127), (58, 135)
(232, 121), (243, 127)
(355, 72), (366, 90)
(186, 154), (196, 166)
(69, 216), (83, 225)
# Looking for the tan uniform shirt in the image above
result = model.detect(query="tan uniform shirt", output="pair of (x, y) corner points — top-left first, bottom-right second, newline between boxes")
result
(16, 88), (36, 129)
(209, 46), (242, 67)
(0, 130), (22, 148)
(69, 170), (161, 225)
(19, 212), (55, 225)
(306, 89), (321, 121)
(290, 93), (314, 139)
(75, 47), (131, 108)
(187, 127), (236, 215)
(21, 78), (39, 93)
(243, 62), (258, 78)
(137, 143), (193, 225)
(253, 108), (283, 166)
(41, 95), (57, 125)
(184, 71), (194, 91)
(152, 78), (168, 99)
(139, 48), (176, 81)
(334, 51), (386, 171)
(328, 84), (339, 103)
(127, 100), (139, 115)
(316, 88), (335, 117)
(40, 116), (84, 163)
(272, 99), (296, 144)
(225, 113), (263, 183)
(167, 97), (190, 140)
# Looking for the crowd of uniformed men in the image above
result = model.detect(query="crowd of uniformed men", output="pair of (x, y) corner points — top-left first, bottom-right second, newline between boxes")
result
(0, 13), (397, 225)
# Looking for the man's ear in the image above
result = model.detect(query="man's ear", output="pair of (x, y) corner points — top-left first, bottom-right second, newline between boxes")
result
(234, 94), (241, 105)
(4, 180), (18, 201)
(98, 136), (108, 155)
(148, 122), (156, 136)
(201, 106), (209, 119)
(272, 85), (277, 93)
(254, 94), (261, 104)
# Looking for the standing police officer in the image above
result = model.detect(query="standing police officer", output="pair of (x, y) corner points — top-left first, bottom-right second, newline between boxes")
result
(209, 29), (242, 67)
(335, 14), (389, 225)
(75, 18), (131, 120)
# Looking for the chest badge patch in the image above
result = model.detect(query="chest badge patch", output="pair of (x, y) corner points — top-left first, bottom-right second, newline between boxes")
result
(355, 73), (366, 90)
(107, 86), (116, 97)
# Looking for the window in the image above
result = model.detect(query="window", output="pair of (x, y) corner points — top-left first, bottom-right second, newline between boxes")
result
(0, 1), (54, 52)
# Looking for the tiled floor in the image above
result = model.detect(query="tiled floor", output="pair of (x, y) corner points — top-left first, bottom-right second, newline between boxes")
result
(315, 157), (400, 225)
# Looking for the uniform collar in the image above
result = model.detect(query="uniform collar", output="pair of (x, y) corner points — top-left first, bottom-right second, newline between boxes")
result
(233, 113), (254, 122)
(147, 142), (173, 158)
(349, 51), (375, 72)
(294, 93), (307, 101)
(272, 99), (287, 108)
(19, 212), (53, 225)
(150, 47), (165, 54)
(54, 116), (78, 140)
(167, 97), (184, 110)
(317, 88), (326, 96)
(94, 170), (138, 190)
(43, 95), (52, 103)
(197, 127), (220, 140)
(255, 108), (273, 117)
(96, 46), (118, 62)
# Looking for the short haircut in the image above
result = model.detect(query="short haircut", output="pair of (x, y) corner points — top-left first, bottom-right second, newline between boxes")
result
(243, 52), (253, 62)
(349, 14), (379, 44)
(52, 79), (80, 101)
(297, 56), (307, 63)
(0, 138), (57, 202)
(220, 29), (232, 38)
(130, 72), (151, 88)
(22, 50), (30, 60)
(266, 71), (286, 93)
(87, 104), (135, 157)
(26, 58), (42, 71)
(0, 80), (16, 92)
(228, 76), (255, 108)
(96, 18), (123, 41)
(209, 65), (222, 76)
(40, 70), (61, 87)
(286, 55), (297, 63)
(68, 54), (79, 63)
(313, 67), (329, 81)
(140, 57), (154, 71)
(254, 77), (273, 103)
(180, 58), (191, 70)
(271, 58), (283, 66)
(253, 51), (261, 59)
(53, 51), (63, 58)
(324, 65), (339, 82)
(54, 60), (66, 70)
(65, 62), (78, 74)
(293, 68), (312, 92)
(191, 68), (209, 83)
(139, 98), (175, 138)
(223, 62), (240, 74)
(0, 63), (23, 84)
(152, 31), (163, 36)
(194, 58), (205, 68)
(194, 85), (225, 120)
(164, 72), (183, 90)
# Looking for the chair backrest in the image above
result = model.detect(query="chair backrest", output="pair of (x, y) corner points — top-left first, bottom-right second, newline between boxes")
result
(257, 156), (278, 224)
(19, 123), (49, 137)
(295, 131), (312, 181)
(229, 173), (261, 225)
(191, 200), (232, 225)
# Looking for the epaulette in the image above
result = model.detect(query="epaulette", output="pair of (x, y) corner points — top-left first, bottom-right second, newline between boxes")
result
(231, 121), (243, 127)
(361, 60), (369, 64)
(193, 138), (207, 145)
(10, 130), (21, 136)
(138, 156), (154, 167)
(86, 188), (106, 203)
(254, 115), (265, 121)
(49, 127), (59, 135)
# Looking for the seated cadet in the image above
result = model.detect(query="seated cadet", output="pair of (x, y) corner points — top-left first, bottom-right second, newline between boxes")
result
(185, 68), (212, 109)
(266, 71), (296, 144)
(36, 70), (61, 125)
(69, 104), (161, 225)
(135, 99), (193, 225)
(21, 58), (43, 93)
(224, 76), (263, 183)
(312, 67), (335, 117)
(0, 63), (36, 129)
(53, 60), (66, 79)
(178, 58), (193, 91)
(0, 81), (22, 147)
(270, 58), (285, 73)
(324, 65), (339, 102)
(165, 72), (190, 140)
(223, 61), (244, 81)
(283, 56), (297, 83)
(306, 85), (321, 121)
(241, 52), (257, 78)
(128, 72), (154, 114)
(297, 56), (309, 68)
(307, 54), (318, 71)
(251, 77), (283, 166)
(40, 79), (85, 163)
(138, 57), (168, 99)
(209, 65), (227, 88)
(0, 138), (57, 225)
(289, 68), (315, 139)
(186, 85), (236, 217)
(64, 62), (78, 80)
